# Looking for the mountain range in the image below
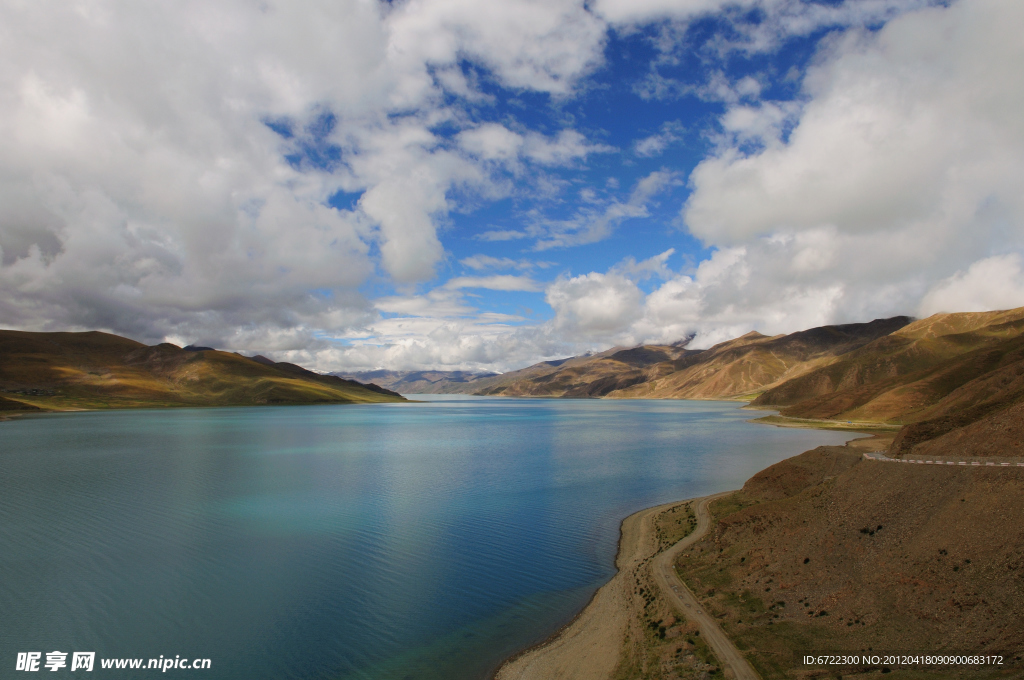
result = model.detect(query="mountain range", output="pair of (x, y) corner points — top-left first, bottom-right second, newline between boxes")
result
(6, 307), (1024, 461)
(342, 307), (1024, 458)
(340, 316), (914, 399)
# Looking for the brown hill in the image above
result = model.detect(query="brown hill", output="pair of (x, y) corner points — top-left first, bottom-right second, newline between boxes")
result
(753, 308), (1024, 428)
(626, 310), (1024, 677)
(331, 369), (500, 394)
(675, 440), (1024, 678)
(475, 344), (694, 397)
(885, 333), (1024, 458)
(0, 330), (404, 411)
(475, 317), (911, 400)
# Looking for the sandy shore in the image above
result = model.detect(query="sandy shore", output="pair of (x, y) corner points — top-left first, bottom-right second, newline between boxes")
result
(494, 498), (693, 680)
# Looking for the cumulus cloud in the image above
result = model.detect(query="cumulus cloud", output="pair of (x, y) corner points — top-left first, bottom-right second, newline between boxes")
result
(4, 0), (1022, 375)
(457, 124), (614, 172)
(296, 1), (1023, 373)
(670, 0), (1024, 332)
(919, 255), (1024, 317)
(685, 0), (1024, 249)
(0, 0), (611, 346)
(386, 0), (606, 97)
(546, 272), (645, 337)
(612, 248), (676, 280)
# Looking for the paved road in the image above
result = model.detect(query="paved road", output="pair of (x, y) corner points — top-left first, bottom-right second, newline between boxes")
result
(863, 452), (1024, 467)
(653, 492), (761, 680)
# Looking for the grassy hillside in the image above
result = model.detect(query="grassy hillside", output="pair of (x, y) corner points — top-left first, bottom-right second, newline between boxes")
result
(0, 330), (404, 411)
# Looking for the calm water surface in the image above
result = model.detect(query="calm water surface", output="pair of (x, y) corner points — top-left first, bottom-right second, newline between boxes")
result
(0, 397), (852, 679)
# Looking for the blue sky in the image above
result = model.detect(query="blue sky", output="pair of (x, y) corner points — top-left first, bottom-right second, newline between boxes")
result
(1, 0), (1023, 371)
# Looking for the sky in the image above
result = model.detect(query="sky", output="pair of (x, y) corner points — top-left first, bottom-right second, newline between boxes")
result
(2, 0), (1023, 372)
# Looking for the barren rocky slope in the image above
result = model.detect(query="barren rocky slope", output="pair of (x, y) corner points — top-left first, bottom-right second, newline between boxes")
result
(747, 309), (1024, 460)
(474, 317), (911, 400)
(753, 309), (1024, 418)
(675, 438), (1024, 679)
(671, 310), (1024, 677)
(332, 369), (500, 394)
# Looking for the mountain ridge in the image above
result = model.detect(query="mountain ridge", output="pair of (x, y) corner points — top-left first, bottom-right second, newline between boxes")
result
(7, 307), (1024, 461)
(463, 316), (914, 400)
(337, 308), (1024, 460)
(0, 329), (404, 411)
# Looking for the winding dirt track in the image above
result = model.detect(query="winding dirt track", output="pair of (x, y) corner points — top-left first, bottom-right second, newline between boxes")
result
(496, 492), (761, 680)
(653, 492), (762, 680)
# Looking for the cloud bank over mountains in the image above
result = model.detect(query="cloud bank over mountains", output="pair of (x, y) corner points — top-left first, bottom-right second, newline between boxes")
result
(1, 0), (1022, 371)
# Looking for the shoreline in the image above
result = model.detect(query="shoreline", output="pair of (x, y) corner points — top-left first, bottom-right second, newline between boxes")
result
(487, 503), (647, 678)
(493, 496), (710, 680)
(494, 422), (883, 680)
(0, 400), (407, 423)
(747, 412), (901, 432)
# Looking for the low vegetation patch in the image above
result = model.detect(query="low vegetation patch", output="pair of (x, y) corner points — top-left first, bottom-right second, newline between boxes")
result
(614, 502), (723, 680)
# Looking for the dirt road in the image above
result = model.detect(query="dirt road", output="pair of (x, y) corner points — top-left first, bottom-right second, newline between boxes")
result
(652, 492), (762, 680)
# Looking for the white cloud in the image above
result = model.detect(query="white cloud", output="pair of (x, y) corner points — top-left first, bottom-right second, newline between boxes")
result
(522, 129), (615, 165)
(385, 0), (607, 97)
(459, 254), (554, 271)
(4, 0), (1021, 377)
(546, 272), (644, 336)
(919, 255), (1024, 317)
(475, 229), (530, 242)
(444, 275), (543, 292)
(457, 124), (525, 162)
(633, 121), (683, 157)
(654, 0), (1024, 348)
(612, 248), (676, 280)
(0, 0), (612, 346)
(685, 0), (1024, 250)
(304, 1), (1023, 372)
(716, 100), (799, 150)
(457, 124), (613, 171)
(534, 170), (677, 249)
(374, 289), (474, 318)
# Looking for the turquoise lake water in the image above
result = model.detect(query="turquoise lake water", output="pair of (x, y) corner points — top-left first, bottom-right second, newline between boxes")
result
(0, 396), (853, 679)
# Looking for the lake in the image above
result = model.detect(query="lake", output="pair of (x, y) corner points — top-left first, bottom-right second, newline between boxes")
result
(0, 396), (853, 678)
